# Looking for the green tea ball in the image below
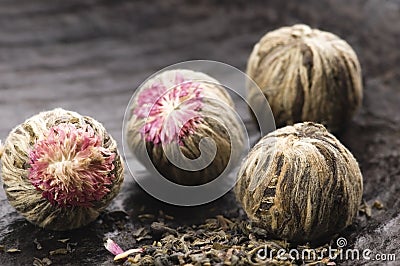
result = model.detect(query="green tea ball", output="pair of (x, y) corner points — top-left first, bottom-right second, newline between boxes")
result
(235, 122), (363, 242)
(247, 24), (363, 132)
(126, 69), (244, 186)
(1, 108), (124, 230)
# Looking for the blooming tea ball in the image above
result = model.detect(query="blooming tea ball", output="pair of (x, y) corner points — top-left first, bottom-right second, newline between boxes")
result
(247, 24), (363, 132)
(235, 122), (363, 242)
(126, 69), (244, 185)
(0, 108), (124, 230)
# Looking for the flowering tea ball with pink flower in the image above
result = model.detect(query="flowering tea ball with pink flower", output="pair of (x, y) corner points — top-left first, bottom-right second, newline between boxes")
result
(126, 69), (244, 185)
(0, 108), (124, 230)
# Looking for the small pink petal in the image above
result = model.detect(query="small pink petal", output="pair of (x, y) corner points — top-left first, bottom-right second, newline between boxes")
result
(104, 239), (124, 256)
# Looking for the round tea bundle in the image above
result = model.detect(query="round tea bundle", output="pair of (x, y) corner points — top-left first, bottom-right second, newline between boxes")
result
(0, 108), (124, 230)
(235, 122), (363, 242)
(126, 69), (244, 186)
(247, 24), (363, 132)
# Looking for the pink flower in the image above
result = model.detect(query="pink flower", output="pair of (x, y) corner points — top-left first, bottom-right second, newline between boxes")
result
(28, 123), (116, 208)
(134, 73), (203, 144)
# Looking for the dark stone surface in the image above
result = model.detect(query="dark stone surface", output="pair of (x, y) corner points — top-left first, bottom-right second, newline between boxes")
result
(0, 0), (399, 265)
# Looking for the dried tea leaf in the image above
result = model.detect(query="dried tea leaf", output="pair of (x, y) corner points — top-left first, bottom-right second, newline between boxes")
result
(136, 235), (152, 242)
(108, 210), (129, 220)
(212, 242), (228, 250)
(126, 253), (141, 263)
(132, 227), (146, 237)
(373, 200), (385, 210)
(151, 222), (177, 236)
(216, 215), (234, 231)
(49, 248), (68, 256)
(33, 257), (52, 266)
(6, 248), (21, 253)
(164, 214), (174, 220)
(138, 214), (155, 220)
(66, 242), (78, 252)
(132, 227), (152, 242)
(34, 238), (43, 250)
(42, 258), (52, 265)
(192, 239), (211, 246)
(33, 258), (43, 266)
(359, 201), (372, 218)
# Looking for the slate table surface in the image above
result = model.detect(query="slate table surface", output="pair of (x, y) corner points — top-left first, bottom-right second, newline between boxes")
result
(0, 1), (399, 265)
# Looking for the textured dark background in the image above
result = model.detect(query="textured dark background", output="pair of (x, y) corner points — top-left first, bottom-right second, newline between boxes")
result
(0, 0), (399, 265)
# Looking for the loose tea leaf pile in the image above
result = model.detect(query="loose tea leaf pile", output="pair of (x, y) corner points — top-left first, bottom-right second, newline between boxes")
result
(109, 213), (342, 266)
